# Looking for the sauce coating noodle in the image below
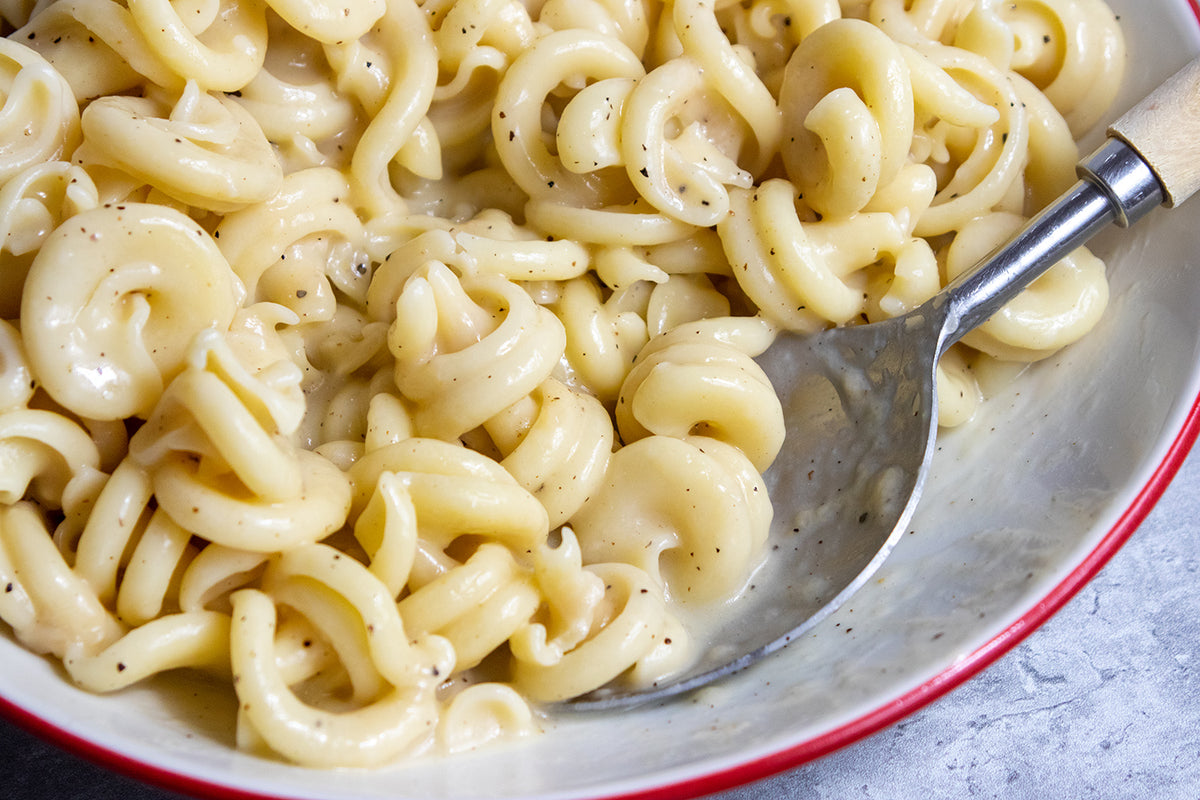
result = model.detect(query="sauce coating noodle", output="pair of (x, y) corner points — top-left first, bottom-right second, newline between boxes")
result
(0, 0), (1124, 766)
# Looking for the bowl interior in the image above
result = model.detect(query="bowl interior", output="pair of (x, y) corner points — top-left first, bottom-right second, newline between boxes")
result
(4, 1), (1200, 798)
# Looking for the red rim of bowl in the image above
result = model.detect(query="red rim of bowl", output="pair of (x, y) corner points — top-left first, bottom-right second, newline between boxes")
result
(4, 4), (1200, 797)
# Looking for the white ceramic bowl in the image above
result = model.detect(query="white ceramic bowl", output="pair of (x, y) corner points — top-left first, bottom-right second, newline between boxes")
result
(4, 2), (1200, 797)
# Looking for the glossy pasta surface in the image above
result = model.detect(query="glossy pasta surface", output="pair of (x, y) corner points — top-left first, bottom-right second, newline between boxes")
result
(0, 0), (1124, 767)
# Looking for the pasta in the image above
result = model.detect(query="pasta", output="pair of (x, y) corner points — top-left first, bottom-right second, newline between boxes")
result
(1, 0), (1126, 768)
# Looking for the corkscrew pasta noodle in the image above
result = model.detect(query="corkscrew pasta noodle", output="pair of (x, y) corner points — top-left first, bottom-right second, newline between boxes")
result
(1, 0), (1127, 768)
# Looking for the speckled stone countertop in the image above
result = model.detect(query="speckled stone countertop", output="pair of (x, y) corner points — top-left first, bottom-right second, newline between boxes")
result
(3, 444), (1199, 800)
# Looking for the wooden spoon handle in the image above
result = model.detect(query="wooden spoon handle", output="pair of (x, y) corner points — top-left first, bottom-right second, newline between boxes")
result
(1109, 55), (1200, 208)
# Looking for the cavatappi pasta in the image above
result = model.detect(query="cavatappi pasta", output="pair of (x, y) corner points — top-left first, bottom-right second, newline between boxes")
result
(1, 0), (1124, 767)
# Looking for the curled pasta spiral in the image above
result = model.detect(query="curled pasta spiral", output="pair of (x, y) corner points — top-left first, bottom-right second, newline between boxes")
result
(263, 543), (454, 689)
(436, 683), (537, 754)
(1010, 71), (1079, 212)
(571, 434), (772, 603)
(377, 256), (612, 526)
(214, 167), (364, 313)
(329, 0), (437, 217)
(348, 437), (550, 554)
(229, 580), (451, 768)
(713, 0), (839, 86)
(777, 18), (914, 219)
(20, 203), (242, 420)
(61, 609), (230, 692)
(367, 213), (591, 312)
(147, 445), (349, 549)
(492, 29), (644, 208)
(56, 457), (200, 629)
(398, 541), (540, 669)
(124, 0), (268, 91)
(491, 378), (614, 528)
(670, 0), (782, 175)
(905, 42), (1028, 236)
(17, 0), (179, 100)
(618, 56), (755, 227)
(426, 0), (537, 162)
(510, 555), (688, 702)
(0, 501), (124, 659)
(0, 407), (100, 507)
(229, 14), (360, 166)
(860, 163), (942, 317)
(616, 318), (784, 473)
(75, 81), (284, 213)
(0, 38), (80, 186)
(341, 446), (571, 700)
(934, 344), (982, 428)
(551, 274), (651, 405)
(130, 331), (304, 497)
(0, 161), (98, 318)
(386, 261), (567, 442)
(506, 527), (602, 667)
(425, 45), (506, 170)
(348, 470), (419, 597)
(954, 0), (1124, 136)
(129, 330), (351, 551)
(720, 178), (921, 329)
(431, 0), (537, 73)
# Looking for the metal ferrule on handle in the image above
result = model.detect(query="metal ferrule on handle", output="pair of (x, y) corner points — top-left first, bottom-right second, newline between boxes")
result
(1081, 138), (1170, 227)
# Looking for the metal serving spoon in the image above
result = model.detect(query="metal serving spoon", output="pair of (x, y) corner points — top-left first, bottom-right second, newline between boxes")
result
(571, 56), (1200, 710)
